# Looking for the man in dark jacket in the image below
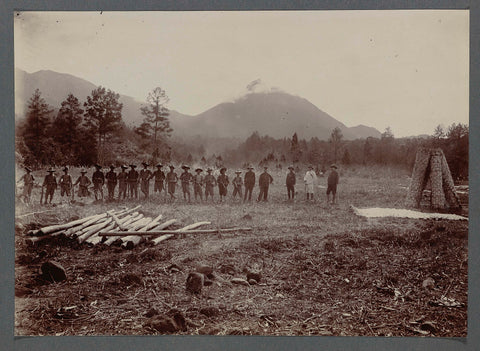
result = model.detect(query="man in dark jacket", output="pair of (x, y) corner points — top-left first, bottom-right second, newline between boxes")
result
(151, 164), (165, 195)
(257, 166), (273, 202)
(180, 165), (193, 202)
(59, 166), (73, 201)
(117, 165), (128, 200)
(204, 168), (216, 201)
(243, 165), (255, 202)
(166, 165), (178, 200)
(43, 168), (57, 205)
(106, 165), (117, 201)
(217, 167), (229, 203)
(139, 162), (152, 199)
(327, 164), (339, 204)
(286, 165), (296, 200)
(127, 164), (139, 199)
(92, 164), (105, 201)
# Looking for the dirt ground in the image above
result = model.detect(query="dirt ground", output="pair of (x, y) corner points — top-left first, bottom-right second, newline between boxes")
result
(14, 167), (468, 336)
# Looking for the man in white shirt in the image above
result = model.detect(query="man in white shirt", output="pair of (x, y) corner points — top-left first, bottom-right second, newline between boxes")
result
(303, 165), (317, 201)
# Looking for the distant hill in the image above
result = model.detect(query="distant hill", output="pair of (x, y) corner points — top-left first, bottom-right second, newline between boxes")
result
(15, 69), (381, 140)
(15, 69), (144, 127)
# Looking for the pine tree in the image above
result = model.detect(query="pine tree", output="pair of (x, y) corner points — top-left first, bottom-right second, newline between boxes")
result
(329, 127), (343, 163)
(84, 87), (123, 163)
(21, 89), (54, 167)
(52, 93), (85, 165)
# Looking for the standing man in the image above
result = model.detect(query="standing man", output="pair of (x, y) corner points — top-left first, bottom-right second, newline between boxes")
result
(243, 165), (255, 203)
(286, 165), (296, 201)
(327, 164), (339, 204)
(42, 168), (57, 205)
(139, 162), (152, 199)
(204, 168), (216, 202)
(166, 165), (178, 200)
(304, 165), (317, 201)
(217, 167), (229, 203)
(180, 165), (193, 202)
(92, 164), (105, 201)
(193, 168), (204, 202)
(73, 169), (91, 197)
(232, 170), (243, 200)
(117, 165), (128, 200)
(106, 165), (118, 201)
(151, 164), (165, 196)
(127, 164), (139, 199)
(257, 166), (273, 202)
(18, 167), (34, 204)
(59, 166), (73, 203)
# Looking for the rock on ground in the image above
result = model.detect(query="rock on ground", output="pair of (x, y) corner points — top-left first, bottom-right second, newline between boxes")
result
(41, 261), (67, 282)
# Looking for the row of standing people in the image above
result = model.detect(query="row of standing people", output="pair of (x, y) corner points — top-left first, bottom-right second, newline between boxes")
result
(17, 163), (339, 205)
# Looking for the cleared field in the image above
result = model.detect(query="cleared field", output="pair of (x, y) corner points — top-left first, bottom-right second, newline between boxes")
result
(14, 166), (468, 336)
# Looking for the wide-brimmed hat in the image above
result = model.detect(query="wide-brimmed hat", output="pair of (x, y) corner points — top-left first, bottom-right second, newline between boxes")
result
(80, 169), (87, 173)
(156, 164), (163, 168)
(235, 170), (242, 174)
(206, 168), (212, 172)
(263, 166), (268, 169)
(47, 167), (55, 173)
(288, 165), (294, 170)
(25, 167), (32, 172)
(330, 164), (337, 169)
(63, 166), (68, 172)
(121, 165), (128, 169)
(130, 164), (137, 168)
(195, 168), (203, 172)
(142, 162), (149, 167)
(169, 165), (175, 169)
(247, 165), (254, 170)
(110, 165), (115, 169)
(308, 165), (314, 169)
(94, 164), (102, 169)
(220, 167), (227, 173)
(182, 165), (190, 170)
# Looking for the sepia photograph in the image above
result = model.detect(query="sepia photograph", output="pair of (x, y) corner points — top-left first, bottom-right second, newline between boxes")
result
(13, 10), (469, 337)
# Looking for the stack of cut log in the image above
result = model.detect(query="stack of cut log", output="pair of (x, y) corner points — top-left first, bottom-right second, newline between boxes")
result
(25, 207), (252, 249)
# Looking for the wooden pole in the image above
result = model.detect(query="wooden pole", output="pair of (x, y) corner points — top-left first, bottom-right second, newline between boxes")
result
(151, 221), (212, 245)
(100, 227), (252, 237)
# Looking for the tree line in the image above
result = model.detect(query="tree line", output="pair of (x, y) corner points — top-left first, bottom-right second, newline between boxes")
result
(16, 88), (468, 181)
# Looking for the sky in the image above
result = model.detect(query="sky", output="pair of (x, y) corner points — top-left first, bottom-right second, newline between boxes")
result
(14, 10), (469, 137)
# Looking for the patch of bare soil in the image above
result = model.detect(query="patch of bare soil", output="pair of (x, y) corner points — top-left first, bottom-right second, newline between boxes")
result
(15, 211), (467, 336)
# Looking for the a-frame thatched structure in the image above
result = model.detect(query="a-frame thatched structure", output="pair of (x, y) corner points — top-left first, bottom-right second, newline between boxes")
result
(405, 147), (461, 210)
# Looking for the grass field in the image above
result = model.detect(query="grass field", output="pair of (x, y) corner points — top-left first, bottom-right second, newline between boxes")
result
(14, 165), (468, 336)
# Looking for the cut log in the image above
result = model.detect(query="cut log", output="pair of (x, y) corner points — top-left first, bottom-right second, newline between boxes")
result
(121, 218), (176, 250)
(86, 222), (117, 246)
(119, 214), (163, 248)
(440, 152), (461, 208)
(151, 221), (211, 245)
(77, 218), (113, 243)
(36, 213), (104, 235)
(103, 215), (146, 246)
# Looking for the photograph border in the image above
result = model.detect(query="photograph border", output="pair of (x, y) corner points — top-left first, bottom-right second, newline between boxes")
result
(2, 1), (478, 350)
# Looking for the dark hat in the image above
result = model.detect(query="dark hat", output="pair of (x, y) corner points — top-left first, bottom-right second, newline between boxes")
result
(195, 168), (203, 172)
(264, 166), (268, 169)
(220, 167), (227, 173)
(47, 167), (55, 173)
(207, 168), (212, 172)
(308, 165), (314, 169)
(121, 165), (128, 169)
(156, 164), (163, 168)
(63, 166), (68, 172)
(80, 169), (87, 173)
(330, 164), (337, 169)
(235, 170), (242, 174)
(110, 165), (115, 169)
(94, 164), (102, 169)
(142, 162), (149, 167)
(247, 165), (254, 169)
(130, 164), (137, 168)
(182, 165), (190, 170)
(288, 165), (294, 170)
(25, 167), (32, 172)
(169, 165), (175, 169)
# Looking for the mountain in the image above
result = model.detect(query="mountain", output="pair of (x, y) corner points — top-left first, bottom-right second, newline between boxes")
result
(15, 69), (145, 126)
(169, 91), (381, 140)
(15, 69), (381, 140)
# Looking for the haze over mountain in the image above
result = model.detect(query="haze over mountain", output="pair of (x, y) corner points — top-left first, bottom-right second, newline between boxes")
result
(15, 69), (381, 140)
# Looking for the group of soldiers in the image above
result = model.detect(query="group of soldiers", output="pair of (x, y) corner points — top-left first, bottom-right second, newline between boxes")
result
(17, 162), (340, 205)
